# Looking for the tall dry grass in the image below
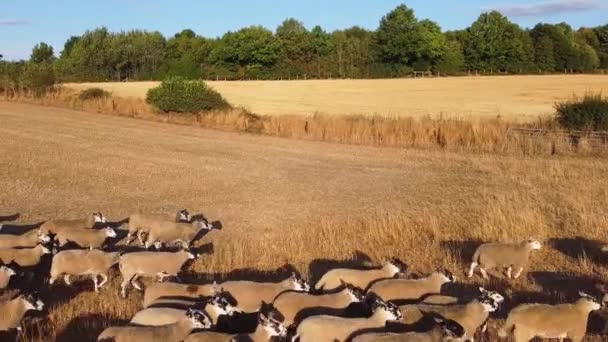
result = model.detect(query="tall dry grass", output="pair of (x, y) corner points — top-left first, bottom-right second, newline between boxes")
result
(2, 87), (601, 156)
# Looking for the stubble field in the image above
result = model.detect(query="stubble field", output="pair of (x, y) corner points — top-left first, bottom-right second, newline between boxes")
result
(1, 102), (608, 341)
(66, 75), (608, 119)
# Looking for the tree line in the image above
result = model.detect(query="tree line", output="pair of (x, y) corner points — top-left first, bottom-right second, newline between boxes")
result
(1, 4), (607, 87)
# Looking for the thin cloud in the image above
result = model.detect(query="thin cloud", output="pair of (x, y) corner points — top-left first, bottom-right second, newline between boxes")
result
(0, 19), (29, 26)
(488, 0), (606, 17)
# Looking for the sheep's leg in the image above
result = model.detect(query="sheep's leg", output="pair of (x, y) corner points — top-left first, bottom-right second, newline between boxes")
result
(479, 267), (489, 279)
(120, 277), (130, 298)
(49, 274), (58, 285)
(138, 231), (146, 246)
(506, 266), (513, 279)
(467, 262), (478, 277)
(126, 231), (135, 245)
(131, 275), (142, 291)
(97, 273), (108, 289)
(64, 274), (72, 285)
(92, 275), (100, 292)
(156, 271), (170, 282)
(513, 267), (524, 279)
(153, 241), (163, 250)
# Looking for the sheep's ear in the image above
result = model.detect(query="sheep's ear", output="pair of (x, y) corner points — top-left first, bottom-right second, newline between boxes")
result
(579, 291), (593, 299)
(479, 287), (487, 294)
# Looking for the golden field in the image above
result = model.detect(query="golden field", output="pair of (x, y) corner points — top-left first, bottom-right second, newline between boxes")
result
(1, 102), (608, 341)
(65, 75), (608, 119)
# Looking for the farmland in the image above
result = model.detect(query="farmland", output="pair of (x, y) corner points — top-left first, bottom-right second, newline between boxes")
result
(66, 75), (608, 119)
(1, 102), (607, 341)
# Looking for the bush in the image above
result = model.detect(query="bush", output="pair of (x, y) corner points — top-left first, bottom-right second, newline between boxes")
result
(146, 76), (230, 113)
(22, 62), (55, 95)
(79, 87), (111, 101)
(555, 93), (608, 131)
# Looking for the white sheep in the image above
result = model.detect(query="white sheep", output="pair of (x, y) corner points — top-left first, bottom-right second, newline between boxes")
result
(97, 308), (211, 342)
(294, 295), (402, 342)
(498, 292), (603, 342)
(367, 271), (455, 302)
(118, 250), (197, 298)
(39, 212), (106, 235)
(216, 272), (310, 313)
(0, 266), (16, 289)
(314, 259), (407, 291)
(0, 229), (51, 249)
(49, 249), (121, 291)
(468, 239), (542, 279)
(144, 219), (212, 249)
(54, 227), (117, 250)
(0, 294), (44, 331)
(0, 244), (52, 267)
(126, 210), (191, 245)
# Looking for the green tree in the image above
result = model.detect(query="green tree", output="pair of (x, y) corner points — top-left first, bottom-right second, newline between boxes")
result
(436, 40), (465, 74)
(276, 18), (314, 77)
(30, 42), (54, 63)
(311, 25), (332, 78)
(375, 4), (419, 66)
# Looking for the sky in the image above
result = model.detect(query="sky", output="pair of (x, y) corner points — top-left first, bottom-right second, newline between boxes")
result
(1, 0), (607, 61)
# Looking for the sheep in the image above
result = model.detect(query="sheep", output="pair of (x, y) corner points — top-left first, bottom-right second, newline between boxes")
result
(130, 292), (241, 326)
(0, 266), (16, 289)
(497, 292), (603, 342)
(54, 227), (117, 250)
(411, 287), (504, 341)
(98, 308), (211, 342)
(467, 239), (542, 279)
(143, 281), (218, 308)
(118, 250), (197, 298)
(0, 244), (52, 267)
(39, 212), (106, 235)
(0, 229), (51, 249)
(0, 294), (44, 331)
(144, 219), (212, 249)
(367, 271), (455, 303)
(351, 316), (466, 342)
(217, 272), (310, 313)
(49, 249), (121, 292)
(314, 259), (407, 291)
(273, 281), (366, 326)
(126, 210), (192, 245)
(294, 294), (402, 342)
(185, 303), (287, 342)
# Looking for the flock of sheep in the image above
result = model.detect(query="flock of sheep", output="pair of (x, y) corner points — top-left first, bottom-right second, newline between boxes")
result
(0, 210), (607, 341)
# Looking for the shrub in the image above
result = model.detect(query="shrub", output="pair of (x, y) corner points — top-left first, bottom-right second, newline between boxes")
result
(555, 93), (608, 131)
(22, 62), (55, 95)
(79, 87), (110, 101)
(146, 76), (230, 113)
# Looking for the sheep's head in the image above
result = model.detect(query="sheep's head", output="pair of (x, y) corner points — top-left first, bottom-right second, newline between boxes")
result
(0, 266), (16, 277)
(177, 209), (191, 223)
(258, 302), (286, 338)
(38, 232), (51, 243)
(186, 309), (212, 329)
(93, 212), (106, 223)
(368, 294), (402, 321)
(340, 280), (365, 303)
(41, 246), (52, 255)
(290, 272), (310, 292)
(104, 228), (117, 238)
(436, 269), (456, 284)
(388, 258), (408, 276)
(208, 292), (242, 316)
(23, 294), (44, 312)
(433, 316), (466, 339)
(527, 239), (542, 250)
(578, 291), (602, 311)
(478, 287), (505, 307)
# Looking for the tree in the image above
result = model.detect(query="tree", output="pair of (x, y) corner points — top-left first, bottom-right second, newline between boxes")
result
(375, 4), (419, 66)
(276, 18), (314, 77)
(436, 40), (465, 74)
(61, 36), (80, 59)
(311, 25), (332, 78)
(30, 42), (54, 63)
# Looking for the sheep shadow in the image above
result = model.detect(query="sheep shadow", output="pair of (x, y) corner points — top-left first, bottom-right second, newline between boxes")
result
(440, 239), (484, 264)
(179, 263), (300, 284)
(55, 314), (129, 342)
(307, 251), (374, 286)
(0, 222), (44, 235)
(548, 237), (608, 267)
(0, 213), (20, 222)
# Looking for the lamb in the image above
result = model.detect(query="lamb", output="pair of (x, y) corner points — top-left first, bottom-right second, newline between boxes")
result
(367, 271), (455, 303)
(0, 294), (44, 331)
(217, 272), (310, 313)
(497, 292), (603, 342)
(130, 292), (241, 326)
(126, 210), (192, 245)
(0, 244), (52, 267)
(184, 303), (286, 342)
(468, 239), (542, 279)
(351, 316), (466, 342)
(39, 212), (106, 235)
(0, 229), (51, 249)
(411, 287), (504, 341)
(49, 249), (121, 292)
(118, 250), (197, 298)
(54, 227), (117, 250)
(0, 266), (16, 289)
(294, 294), (402, 342)
(143, 281), (218, 308)
(273, 281), (366, 326)
(98, 308), (211, 342)
(144, 219), (212, 249)
(314, 259), (407, 291)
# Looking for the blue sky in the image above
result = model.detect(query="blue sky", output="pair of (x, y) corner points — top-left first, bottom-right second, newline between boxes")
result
(1, 0), (607, 61)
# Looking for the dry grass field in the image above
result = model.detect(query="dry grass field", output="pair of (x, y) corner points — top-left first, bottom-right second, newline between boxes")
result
(66, 75), (608, 119)
(1, 102), (608, 341)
